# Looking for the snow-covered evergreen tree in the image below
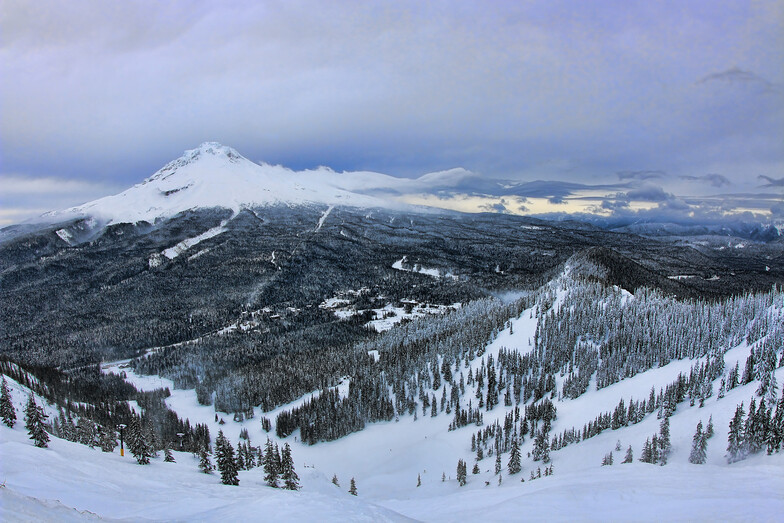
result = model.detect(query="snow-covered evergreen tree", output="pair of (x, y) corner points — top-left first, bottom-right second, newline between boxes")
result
(127, 417), (153, 465)
(689, 421), (707, 464)
(457, 459), (467, 486)
(215, 430), (239, 486)
(640, 438), (652, 463)
(263, 438), (279, 487)
(508, 439), (521, 474)
(727, 402), (746, 463)
(24, 394), (49, 448)
(198, 446), (214, 473)
(622, 445), (633, 463)
(349, 477), (358, 496)
(1, 377), (16, 428)
(97, 425), (117, 453)
(658, 417), (671, 465)
(280, 443), (299, 490)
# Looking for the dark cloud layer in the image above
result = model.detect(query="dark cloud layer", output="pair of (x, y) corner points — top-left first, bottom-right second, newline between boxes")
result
(1, 0), (783, 225)
(759, 175), (784, 188)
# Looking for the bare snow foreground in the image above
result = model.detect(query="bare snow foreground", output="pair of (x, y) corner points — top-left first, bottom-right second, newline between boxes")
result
(0, 424), (410, 522)
(2, 419), (783, 522)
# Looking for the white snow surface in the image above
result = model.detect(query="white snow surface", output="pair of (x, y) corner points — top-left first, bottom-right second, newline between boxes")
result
(43, 142), (432, 225)
(392, 256), (457, 280)
(162, 220), (229, 260)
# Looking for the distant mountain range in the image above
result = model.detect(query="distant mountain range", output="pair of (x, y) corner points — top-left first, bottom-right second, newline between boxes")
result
(4, 142), (777, 243)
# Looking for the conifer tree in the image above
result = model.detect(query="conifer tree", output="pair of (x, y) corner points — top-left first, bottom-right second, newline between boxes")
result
(263, 438), (279, 487)
(164, 444), (176, 463)
(331, 474), (340, 487)
(532, 429), (550, 463)
(281, 443), (300, 490)
(472, 462), (480, 474)
(622, 445), (633, 463)
(689, 421), (707, 464)
(640, 438), (652, 463)
(457, 459), (467, 486)
(494, 452), (502, 475)
(508, 439), (521, 474)
(727, 402), (745, 463)
(706, 415), (714, 439)
(127, 417), (153, 465)
(769, 391), (784, 454)
(24, 394), (49, 448)
(199, 446), (214, 474)
(745, 398), (761, 454)
(417, 474), (421, 487)
(349, 477), (358, 496)
(215, 430), (239, 485)
(1, 377), (16, 428)
(97, 425), (117, 453)
(658, 417), (671, 465)
(274, 443), (283, 476)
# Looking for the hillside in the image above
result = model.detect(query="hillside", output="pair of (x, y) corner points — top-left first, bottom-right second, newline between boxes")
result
(2, 268), (783, 521)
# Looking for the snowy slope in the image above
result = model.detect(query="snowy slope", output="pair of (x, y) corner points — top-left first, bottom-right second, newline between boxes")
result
(2, 358), (784, 522)
(3, 275), (784, 521)
(41, 142), (432, 225)
(0, 376), (410, 522)
(92, 297), (784, 520)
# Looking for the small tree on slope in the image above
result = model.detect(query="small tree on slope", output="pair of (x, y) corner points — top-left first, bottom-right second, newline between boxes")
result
(457, 459), (467, 486)
(199, 446), (214, 474)
(658, 417), (671, 465)
(280, 443), (300, 490)
(349, 477), (358, 496)
(508, 439), (521, 474)
(263, 438), (280, 487)
(622, 445), (633, 464)
(1, 377), (17, 428)
(727, 402), (746, 463)
(24, 394), (49, 448)
(127, 418), (153, 465)
(215, 430), (239, 486)
(689, 421), (707, 464)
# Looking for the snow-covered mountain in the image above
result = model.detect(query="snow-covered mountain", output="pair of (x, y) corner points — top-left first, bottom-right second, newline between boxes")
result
(45, 142), (423, 225)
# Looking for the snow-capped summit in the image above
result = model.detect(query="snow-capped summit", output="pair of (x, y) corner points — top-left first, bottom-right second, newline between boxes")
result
(46, 142), (406, 225)
(145, 142), (249, 183)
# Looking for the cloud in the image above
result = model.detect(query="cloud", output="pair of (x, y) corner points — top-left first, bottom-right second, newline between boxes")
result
(0, 174), (120, 224)
(758, 175), (784, 187)
(616, 170), (667, 181)
(625, 185), (671, 202)
(479, 202), (509, 213)
(698, 67), (779, 92)
(1, 1), (782, 225)
(680, 173), (732, 188)
(600, 199), (630, 211)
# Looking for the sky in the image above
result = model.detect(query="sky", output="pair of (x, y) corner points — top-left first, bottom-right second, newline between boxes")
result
(1, 0), (783, 226)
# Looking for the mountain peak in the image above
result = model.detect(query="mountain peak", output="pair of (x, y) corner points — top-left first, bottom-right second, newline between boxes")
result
(190, 141), (244, 160)
(147, 142), (249, 183)
(47, 143), (397, 225)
